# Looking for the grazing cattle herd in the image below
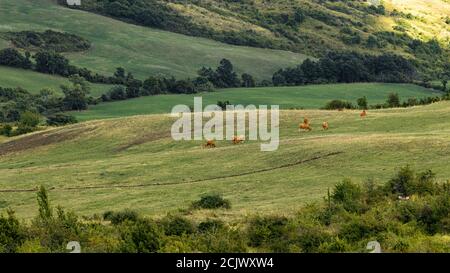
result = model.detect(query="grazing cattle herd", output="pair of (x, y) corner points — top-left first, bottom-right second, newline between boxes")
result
(203, 110), (368, 148)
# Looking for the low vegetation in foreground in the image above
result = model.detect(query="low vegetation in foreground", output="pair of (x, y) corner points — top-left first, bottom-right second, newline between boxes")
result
(1, 166), (449, 253)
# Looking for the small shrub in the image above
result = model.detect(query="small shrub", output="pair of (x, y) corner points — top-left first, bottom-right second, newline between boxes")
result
(196, 229), (247, 253)
(387, 165), (415, 196)
(46, 114), (77, 126)
(192, 194), (231, 210)
(0, 210), (25, 253)
(19, 111), (41, 128)
(0, 124), (12, 136)
(415, 170), (436, 195)
(387, 93), (401, 107)
(217, 101), (231, 111)
(324, 100), (354, 110)
(198, 219), (224, 233)
(103, 209), (139, 225)
(119, 219), (163, 253)
(295, 227), (331, 253)
(331, 179), (364, 213)
(247, 216), (288, 247)
(357, 96), (368, 109)
(162, 216), (195, 236)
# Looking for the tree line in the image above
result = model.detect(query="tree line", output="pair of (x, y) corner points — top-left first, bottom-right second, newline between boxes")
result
(101, 59), (256, 102)
(272, 52), (418, 86)
(0, 48), (122, 84)
(323, 92), (449, 111)
(0, 46), (256, 98)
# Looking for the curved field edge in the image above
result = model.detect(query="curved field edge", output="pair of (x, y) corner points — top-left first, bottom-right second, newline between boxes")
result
(72, 83), (442, 121)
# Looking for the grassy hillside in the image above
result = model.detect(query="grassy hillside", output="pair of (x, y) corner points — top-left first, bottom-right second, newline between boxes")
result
(0, 0), (309, 80)
(1, 101), (450, 219)
(65, 0), (450, 75)
(72, 83), (441, 121)
(0, 66), (113, 96)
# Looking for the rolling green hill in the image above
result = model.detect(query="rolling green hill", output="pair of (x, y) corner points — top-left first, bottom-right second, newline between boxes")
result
(0, 0), (309, 80)
(1, 101), (450, 219)
(72, 83), (442, 121)
(64, 0), (450, 75)
(0, 66), (113, 96)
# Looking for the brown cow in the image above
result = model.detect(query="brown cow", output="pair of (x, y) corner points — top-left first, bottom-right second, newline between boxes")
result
(203, 140), (216, 148)
(322, 121), (329, 130)
(360, 110), (367, 118)
(232, 135), (245, 144)
(299, 118), (312, 132)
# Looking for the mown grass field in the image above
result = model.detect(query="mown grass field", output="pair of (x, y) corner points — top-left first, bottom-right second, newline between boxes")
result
(0, 66), (113, 96)
(73, 83), (442, 121)
(1, 101), (450, 220)
(0, 0), (308, 80)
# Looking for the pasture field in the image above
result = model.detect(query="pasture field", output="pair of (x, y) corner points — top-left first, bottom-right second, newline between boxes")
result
(0, 66), (113, 96)
(1, 101), (450, 220)
(73, 83), (442, 121)
(0, 0), (308, 80)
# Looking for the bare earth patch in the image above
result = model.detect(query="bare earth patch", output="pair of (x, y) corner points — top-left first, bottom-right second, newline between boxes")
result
(0, 126), (96, 156)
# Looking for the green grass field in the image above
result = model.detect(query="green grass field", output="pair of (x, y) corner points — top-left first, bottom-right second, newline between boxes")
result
(72, 83), (442, 121)
(1, 101), (450, 220)
(0, 0), (308, 80)
(0, 66), (113, 96)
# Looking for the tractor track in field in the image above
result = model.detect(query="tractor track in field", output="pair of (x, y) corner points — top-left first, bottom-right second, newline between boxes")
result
(0, 151), (343, 193)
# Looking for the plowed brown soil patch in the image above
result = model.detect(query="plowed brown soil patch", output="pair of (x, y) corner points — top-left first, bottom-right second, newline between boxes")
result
(0, 127), (95, 156)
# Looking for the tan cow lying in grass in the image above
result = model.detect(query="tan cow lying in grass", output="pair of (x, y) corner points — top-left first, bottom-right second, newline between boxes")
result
(322, 121), (329, 130)
(203, 140), (216, 148)
(298, 118), (312, 132)
(232, 135), (245, 144)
